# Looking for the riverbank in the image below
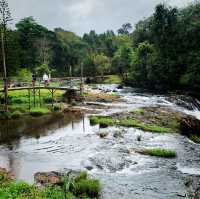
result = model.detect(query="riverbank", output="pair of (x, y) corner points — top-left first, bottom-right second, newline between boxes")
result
(0, 167), (101, 199)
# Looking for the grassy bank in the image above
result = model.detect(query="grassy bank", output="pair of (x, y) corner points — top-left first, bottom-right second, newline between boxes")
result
(138, 148), (177, 158)
(90, 115), (173, 133)
(90, 107), (181, 133)
(0, 170), (101, 199)
(0, 89), (65, 120)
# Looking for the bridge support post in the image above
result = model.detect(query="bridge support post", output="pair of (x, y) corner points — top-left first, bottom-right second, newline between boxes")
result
(28, 89), (31, 110)
(33, 88), (36, 107)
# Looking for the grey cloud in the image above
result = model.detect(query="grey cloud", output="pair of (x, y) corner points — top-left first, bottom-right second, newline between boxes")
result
(8, 0), (194, 35)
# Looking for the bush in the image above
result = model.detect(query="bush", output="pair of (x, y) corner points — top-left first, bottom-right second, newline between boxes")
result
(0, 111), (11, 120)
(90, 116), (115, 128)
(0, 170), (101, 199)
(16, 68), (32, 82)
(30, 107), (50, 116)
(190, 134), (200, 144)
(73, 179), (101, 198)
(11, 111), (22, 119)
(53, 105), (61, 111)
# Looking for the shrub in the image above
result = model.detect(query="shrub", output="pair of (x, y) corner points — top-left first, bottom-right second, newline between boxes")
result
(11, 111), (22, 119)
(190, 135), (200, 144)
(90, 116), (115, 128)
(30, 107), (50, 116)
(53, 105), (61, 111)
(73, 179), (101, 198)
(0, 111), (11, 120)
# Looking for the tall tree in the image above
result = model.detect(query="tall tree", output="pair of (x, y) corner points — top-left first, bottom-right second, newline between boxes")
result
(118, 23), (132, 35)
(0, 0), (12, 111)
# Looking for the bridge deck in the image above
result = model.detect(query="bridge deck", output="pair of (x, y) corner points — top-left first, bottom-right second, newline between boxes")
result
(0, 86), (79, 93)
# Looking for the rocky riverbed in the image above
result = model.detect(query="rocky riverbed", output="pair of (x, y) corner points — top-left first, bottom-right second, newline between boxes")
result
(0, 84), (200, 199)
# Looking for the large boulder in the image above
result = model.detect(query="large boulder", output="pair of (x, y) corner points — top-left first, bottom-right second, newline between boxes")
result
(180, 115), (200, 136)
(34, 171), (62, 186)
(34, 170), (82, 186)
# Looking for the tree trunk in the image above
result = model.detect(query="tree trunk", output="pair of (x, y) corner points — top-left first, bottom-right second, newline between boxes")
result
(1, 31), (8, 112)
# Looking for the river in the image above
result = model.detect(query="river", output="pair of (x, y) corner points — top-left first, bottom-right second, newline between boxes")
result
(0, 84), (200, 199)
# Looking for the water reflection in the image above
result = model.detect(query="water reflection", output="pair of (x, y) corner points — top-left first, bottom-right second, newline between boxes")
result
(0, 112), (85, 147)
(0, 111), (96, 182)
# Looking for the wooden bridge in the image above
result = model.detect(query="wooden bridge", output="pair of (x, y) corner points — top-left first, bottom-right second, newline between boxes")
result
(0, 86), (79, 93)
(0, 86), (81, 109)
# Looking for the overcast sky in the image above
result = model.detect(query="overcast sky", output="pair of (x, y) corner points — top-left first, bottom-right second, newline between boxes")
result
(8, 0), (194, 36)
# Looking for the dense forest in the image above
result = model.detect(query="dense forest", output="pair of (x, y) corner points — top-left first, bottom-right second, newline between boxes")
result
(0, 1), (200, 92)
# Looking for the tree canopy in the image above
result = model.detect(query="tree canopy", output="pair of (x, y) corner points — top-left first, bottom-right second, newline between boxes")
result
(0, 1), (199, 92)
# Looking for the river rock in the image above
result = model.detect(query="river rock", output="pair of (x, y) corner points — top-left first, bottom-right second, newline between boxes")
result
(34, 170), (82, 186)
(34, 171), (63, 186)
(99, 132), (109, 138)
(117, 85), (124, 89)
(0, 167), (15, 181)
(180, 115), (200, 136)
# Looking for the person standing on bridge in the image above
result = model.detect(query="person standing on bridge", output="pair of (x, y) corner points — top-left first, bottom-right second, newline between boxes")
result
(43, 73), (49, 87)
(32, 74), (36, 87)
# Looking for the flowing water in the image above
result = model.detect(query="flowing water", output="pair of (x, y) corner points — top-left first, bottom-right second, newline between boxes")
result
(0, 85), (200, 199)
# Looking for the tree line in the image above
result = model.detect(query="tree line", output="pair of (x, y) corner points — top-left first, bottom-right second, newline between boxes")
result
(0, 0), (199, 92)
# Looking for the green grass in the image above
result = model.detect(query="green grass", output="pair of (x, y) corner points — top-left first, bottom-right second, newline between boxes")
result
(11, 111), (23, 119)
(190, 134), (200, 144)
(140, 148), (177, 158)
(49, 81), (61, 87)
(0, 171), (101, 199)
(132, 108), (145, 115)
(120, 119), (172, 133)
(103, 75), (122, 84)
(30, 107), (50, 116)
(7, 89), (64, 105)
(90, 116), (172, 133)
(0, 89), (65, 120)
(90, 116), (116, 128)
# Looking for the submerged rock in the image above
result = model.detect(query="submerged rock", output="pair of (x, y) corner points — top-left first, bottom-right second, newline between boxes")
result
(99, 132), (109, 138)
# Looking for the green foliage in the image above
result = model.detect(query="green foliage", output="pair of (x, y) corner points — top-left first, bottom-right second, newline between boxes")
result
(74, 179), (100, 198)
(112, 45), (132, 80)
(103, 75), (122, 84)
(30, 107), (50, 116)
(16, 68), (32, 82)
(128, 2), (200, 91)
(90, 116), (116, 128)
(90, 115), (172, 133)
(0, 171), (101, 199)
(11, 111), (22, 119)
(2, 1), (200, 92)
(0, 111), (11, 120)
(190, 135), (200, 144)
(132, 108), (145, 115)
(94, 53), (111, 76)
(119, 119), (171, 133)
(141, 148), (177, 158)
(35, 64), (50, 76)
